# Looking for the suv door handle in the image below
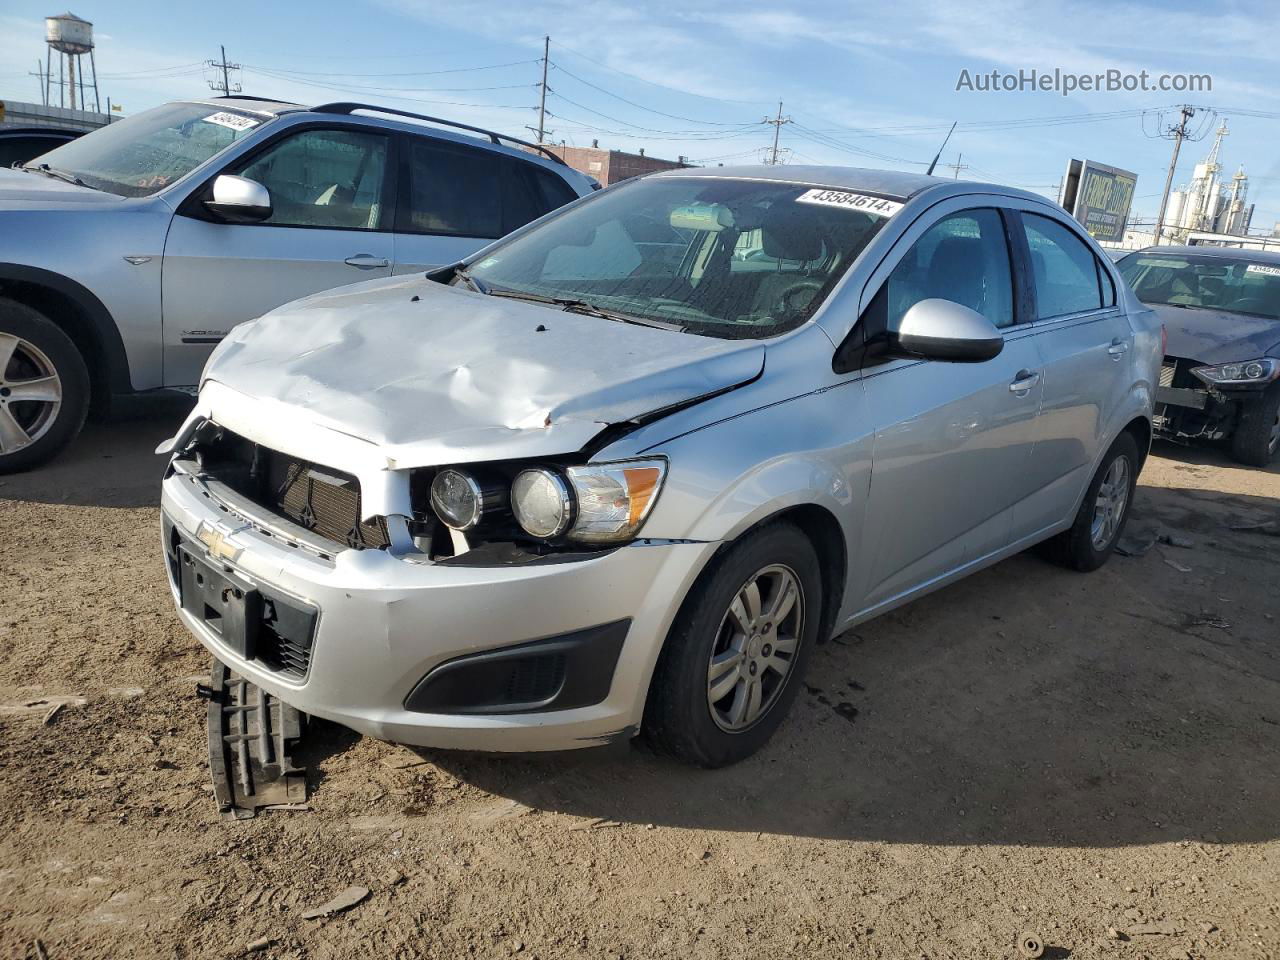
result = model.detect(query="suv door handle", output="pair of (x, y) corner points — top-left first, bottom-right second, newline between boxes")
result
(344, 254), (390, 269)
(1009, 370), (1041, 395)
(1107, 338), (1130, 358)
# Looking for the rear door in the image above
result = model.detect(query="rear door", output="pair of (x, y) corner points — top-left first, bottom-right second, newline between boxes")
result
(161, 125), (396, 386)
(855, 203), (1045, 612)
(1008, 209), (1133, 539)
(392, 135), (577, 273)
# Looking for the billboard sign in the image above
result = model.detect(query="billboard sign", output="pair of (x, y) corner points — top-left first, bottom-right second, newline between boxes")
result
(1058, 159), (1138, 244)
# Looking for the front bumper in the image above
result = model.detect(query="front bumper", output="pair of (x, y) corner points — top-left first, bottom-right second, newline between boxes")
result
(160, 467), (716, 752)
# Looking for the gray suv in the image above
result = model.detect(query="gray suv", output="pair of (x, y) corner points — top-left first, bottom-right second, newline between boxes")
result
(0, 97), (594, 472)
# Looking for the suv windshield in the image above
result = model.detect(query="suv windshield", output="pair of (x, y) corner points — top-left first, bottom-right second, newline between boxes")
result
(24, 102), (268, 198)
(463, 177), (899, 339)
(1119, 252), (1280, 321)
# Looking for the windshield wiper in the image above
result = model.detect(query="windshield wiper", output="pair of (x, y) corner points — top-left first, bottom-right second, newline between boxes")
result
(480, 286), (684, 331)
(453, 266), (490, 296)
(21, 163), (90, 188)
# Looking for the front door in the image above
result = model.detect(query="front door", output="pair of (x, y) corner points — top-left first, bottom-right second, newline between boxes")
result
(855, 207), (1045, 613)
(161, 126), (395, 386)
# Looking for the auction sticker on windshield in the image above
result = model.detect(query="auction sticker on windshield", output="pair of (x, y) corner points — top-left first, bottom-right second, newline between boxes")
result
(1245, 264), (1280, 278)
(796, 189), (903, 217)
(203, 112), (260, 132)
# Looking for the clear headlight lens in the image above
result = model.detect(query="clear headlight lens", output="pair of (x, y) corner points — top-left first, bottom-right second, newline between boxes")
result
(512, 468), (574, 538)
(566, 459), (667, 544)
(1191, 358), (1280, 386)
(430, 468), (485, 530)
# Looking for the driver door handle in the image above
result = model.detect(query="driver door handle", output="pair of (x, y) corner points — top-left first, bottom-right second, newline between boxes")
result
(1107, 337), (1130, 358)
(1009, 370), (1041, 395)
(344, 254), (389, 269)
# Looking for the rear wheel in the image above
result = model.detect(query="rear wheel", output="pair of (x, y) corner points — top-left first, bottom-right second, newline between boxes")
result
(1230, 383), (1280, 467)
(1039, 433), (1139, 572)
(644, 524), (822, 768)
(0, 298), (90, 474)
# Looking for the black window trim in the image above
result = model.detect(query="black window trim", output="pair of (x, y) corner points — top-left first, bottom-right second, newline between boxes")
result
(394, 130), (570, 241)
(176, 119), (400, 235)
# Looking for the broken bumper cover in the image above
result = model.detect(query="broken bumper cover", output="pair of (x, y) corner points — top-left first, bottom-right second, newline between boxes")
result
(161, 470), (714, 752)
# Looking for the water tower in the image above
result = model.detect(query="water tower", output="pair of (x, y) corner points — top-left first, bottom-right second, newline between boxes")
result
(44, 12), (100, 112)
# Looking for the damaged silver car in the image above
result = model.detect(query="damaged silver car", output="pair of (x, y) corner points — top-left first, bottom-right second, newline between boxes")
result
(160, 166), (1161, 767)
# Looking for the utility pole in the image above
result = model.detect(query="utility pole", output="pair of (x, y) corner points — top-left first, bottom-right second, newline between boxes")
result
(761, 101), (792, 164)
(1153, 105), (1195, 246)
(536, 35), (550, 143)
(207, 45), (241, 96)
(30, 61), (46, 104)
(943, 152), (969, 179)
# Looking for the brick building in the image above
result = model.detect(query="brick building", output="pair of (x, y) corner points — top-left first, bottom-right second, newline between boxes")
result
(539, 141), (692, 186)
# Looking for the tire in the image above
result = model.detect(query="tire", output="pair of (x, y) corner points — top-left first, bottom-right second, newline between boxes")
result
(0, 297), (91, 474)
(1229, 383), (1280, 468)
(1038, 432), (1139, 572)
(643, 523), (822, 768)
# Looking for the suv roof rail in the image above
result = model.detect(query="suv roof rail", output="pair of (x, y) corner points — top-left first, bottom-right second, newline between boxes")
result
(310, 102), (567, 165)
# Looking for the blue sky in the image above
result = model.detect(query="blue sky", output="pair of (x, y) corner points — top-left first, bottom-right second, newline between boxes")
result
(3, 0), (1279, 226)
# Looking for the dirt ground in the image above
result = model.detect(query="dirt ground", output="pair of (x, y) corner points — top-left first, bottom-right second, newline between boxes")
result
(1, 410), (1278, 960)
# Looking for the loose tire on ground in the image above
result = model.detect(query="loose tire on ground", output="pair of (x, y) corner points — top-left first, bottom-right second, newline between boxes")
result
(0, 297), (91, 474)
(1038, 432), (1139, 573)
(643, 523), (822, 768)
(1229, 382), (1280, 468)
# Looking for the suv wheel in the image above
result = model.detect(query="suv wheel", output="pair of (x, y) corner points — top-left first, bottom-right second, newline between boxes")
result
(644, 524), (822, 768)
(0, 298), (91, 474)
(1039, 432), (1139, 572)
(1230, 383), (1280, 468)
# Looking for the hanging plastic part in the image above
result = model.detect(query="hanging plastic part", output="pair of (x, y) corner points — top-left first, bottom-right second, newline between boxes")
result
(200, 659), (307, 820)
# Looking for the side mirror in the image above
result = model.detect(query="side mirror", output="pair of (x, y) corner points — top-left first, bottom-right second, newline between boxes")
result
(205, 174), (272, 223)
(894, 298), (1004, 362)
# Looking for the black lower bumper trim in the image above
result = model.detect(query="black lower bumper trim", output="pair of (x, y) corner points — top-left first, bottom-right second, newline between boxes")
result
(404, 619), (631, 715)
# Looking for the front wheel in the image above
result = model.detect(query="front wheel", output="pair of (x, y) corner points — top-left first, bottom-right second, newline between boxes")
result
(0, 298), (90, 474)
(1039, 432), (1139, 572)
(643, 524), (822, 768)
(1230, 383), (1280, 468)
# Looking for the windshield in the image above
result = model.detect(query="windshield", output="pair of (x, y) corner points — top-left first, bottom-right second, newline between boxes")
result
(1119, 252), (1280, 321)
(462, 177), (899, 339)
(25, 102), (268, 197)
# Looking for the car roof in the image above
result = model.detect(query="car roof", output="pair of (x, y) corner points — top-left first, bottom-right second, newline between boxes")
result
(651, 163), (1052, 205)
(185, 96), (308, 117)
(1130, 244), (1280, 266)
(0, 126), (81, 137)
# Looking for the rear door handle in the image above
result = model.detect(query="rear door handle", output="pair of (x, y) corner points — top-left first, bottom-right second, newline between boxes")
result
(1107, 337), (1130, 358)
(1009, 370), (1041, 395)
(344, 254), (390, 269)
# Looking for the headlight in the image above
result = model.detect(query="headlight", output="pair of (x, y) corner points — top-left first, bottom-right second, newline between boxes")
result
(566, 460), (667, 543)
(430, 468), (505, 531)
(512, 468), (574, 538)
(1191, 358), (1280, 387)
(511, 459), (667, 544)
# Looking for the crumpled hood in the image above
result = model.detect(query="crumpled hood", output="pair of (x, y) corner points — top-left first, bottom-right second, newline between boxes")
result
(1151, 302), (1280, 365)
(201, 274), (765, 467)
(0, 166), (123, 207)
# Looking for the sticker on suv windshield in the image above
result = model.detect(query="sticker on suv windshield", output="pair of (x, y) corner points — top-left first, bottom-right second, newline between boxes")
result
(1245, 264), (1280, 277)
(203, 112), (260, 132)
(796, 189), (903, 217)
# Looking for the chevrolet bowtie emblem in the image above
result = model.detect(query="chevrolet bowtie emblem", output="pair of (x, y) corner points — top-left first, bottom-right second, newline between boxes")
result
(196, 522), (247, 562)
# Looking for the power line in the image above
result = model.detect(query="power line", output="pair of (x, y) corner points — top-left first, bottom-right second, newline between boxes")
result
(549, 61), (750, 127)
(237, 59), (540, 79)
(549, 39), (771, 107)
(761, 101), (792, 164)
(208, 45), (241, 96)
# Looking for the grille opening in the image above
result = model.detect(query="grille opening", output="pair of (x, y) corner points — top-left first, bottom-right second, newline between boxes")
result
(184, 424), (389, 551)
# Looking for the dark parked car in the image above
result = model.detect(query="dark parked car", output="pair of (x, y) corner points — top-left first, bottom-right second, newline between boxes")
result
(1119, 245), (1280, 466)
(0, 125), (84, 168)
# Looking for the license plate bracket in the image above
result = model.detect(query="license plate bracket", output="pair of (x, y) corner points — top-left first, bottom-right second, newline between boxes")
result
(178, 543), (262, 660)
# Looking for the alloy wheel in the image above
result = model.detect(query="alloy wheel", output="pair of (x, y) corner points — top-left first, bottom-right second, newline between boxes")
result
(0, 333), (63, 454)
(1090, 454), (1131, 551)
(706, 563), (805, 733)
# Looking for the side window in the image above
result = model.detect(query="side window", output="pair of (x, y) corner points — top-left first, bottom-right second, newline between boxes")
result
(236, 128), (389, 230)
(529, 166), (578, 214)
(883, 209), (1015, 330)
(405, 138), (502, 238)
(1097, 259), (1117, 306)
(1022, 213), (1104, 318)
